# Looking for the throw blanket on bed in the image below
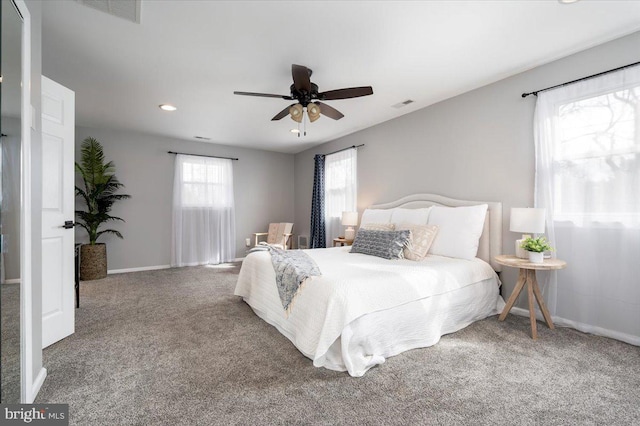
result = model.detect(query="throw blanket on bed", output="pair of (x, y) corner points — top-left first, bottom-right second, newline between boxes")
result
(263, 247), (321, 312)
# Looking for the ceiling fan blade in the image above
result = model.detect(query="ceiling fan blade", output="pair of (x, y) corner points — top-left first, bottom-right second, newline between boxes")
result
(318, 86), (373, 100)
(271, 104), (297, 121)
(317, 102), (344, 120)
(234, 91), (293, 100)
(292, 64), (311, 92)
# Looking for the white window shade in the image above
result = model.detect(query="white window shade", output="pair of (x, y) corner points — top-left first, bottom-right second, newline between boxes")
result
(324, 149), (357, 246)
(549, 71), (640, 227)
(534, 63), (640, 345)
(172, 154), (236, 266)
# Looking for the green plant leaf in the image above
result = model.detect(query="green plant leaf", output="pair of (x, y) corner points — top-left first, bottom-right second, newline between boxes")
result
(74, 137), (130, 244)
(520, 236), (553, 253)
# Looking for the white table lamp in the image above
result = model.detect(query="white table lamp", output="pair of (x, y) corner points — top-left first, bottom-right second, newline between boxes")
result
(510, 208), (546, 259)
(341, 211), (358, 241)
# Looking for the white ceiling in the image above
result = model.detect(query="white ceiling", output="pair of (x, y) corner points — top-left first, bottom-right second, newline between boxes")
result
(41, 1), (640, 154)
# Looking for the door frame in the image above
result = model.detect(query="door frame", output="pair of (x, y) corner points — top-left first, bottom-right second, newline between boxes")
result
(13, 0), (42, 404)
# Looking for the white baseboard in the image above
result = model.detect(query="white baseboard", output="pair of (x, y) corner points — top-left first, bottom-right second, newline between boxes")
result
(509, 307), (640, 346)
(27, 367), (47, 403)
(510, 307), (546, 322)
(2, 278), (20, 284)
(107, 264), (171, 274)
(108, 261), (245, 275)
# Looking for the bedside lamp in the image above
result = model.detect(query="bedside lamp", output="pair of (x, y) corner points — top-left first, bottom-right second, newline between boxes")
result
(510, 208), (546, 259)
(341, 211), (358, 242)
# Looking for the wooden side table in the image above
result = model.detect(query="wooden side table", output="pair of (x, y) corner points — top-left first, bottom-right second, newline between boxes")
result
(333, 237), (352, 247)
(495, 254), (567, 340)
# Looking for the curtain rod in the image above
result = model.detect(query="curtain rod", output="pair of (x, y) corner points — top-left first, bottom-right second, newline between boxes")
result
(324, 144), (365, 157)
(521, 60), (640, 98)
(167, 151), (239, 161)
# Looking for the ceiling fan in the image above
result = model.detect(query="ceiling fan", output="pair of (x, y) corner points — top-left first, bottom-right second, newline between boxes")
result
(234, 64), (374, 123)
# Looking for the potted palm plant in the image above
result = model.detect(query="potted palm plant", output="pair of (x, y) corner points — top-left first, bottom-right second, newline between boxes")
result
(520, 236), (553, 264)
(75, 137), (130, 280)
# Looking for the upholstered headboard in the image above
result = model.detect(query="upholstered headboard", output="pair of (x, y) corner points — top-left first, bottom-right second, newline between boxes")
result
(370, 193), (503, 272)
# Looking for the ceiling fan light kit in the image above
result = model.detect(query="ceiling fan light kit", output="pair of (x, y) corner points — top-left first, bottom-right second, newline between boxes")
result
(289, 104), (304, 123)
(234, 64), (373, 135)
(307, 103), (321, 122)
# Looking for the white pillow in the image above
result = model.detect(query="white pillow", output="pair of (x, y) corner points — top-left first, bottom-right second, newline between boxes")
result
(360, 209), (393, 225)
(390, 207), (431, 226)
(361, 222), (395, 231)
(427, 204), (488, 260)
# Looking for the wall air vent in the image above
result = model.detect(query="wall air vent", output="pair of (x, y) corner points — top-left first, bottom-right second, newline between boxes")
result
(75, 0), (141, 24)
(392, 99), (415, 109)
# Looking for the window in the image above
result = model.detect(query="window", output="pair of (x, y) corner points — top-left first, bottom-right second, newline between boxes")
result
(324, 149), (357, 245)
(172, 155), (236, 266)
(553, 84), (640, 225)
(534, 64), (640, 344)
(180, 160), (233, 208)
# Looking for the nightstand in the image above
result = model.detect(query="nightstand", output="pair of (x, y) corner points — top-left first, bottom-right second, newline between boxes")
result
(495, 254), (567, 340)
(333, 237), (352, 247)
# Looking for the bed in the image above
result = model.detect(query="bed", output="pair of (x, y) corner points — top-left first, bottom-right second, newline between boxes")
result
(234, 194), (505, 377)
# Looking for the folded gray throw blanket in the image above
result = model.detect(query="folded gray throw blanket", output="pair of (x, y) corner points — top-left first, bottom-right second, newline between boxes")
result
(257, 246), (321, 312)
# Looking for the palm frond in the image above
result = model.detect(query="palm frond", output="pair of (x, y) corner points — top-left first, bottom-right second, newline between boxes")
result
(75, 137), (130, 244)
(95, 229), (124, 239)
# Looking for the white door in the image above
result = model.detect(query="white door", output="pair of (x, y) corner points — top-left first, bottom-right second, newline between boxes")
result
(41, 76), (75, 348)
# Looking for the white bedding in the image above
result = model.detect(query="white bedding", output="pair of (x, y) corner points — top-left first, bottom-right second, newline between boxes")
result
(234, 246), (505, 376)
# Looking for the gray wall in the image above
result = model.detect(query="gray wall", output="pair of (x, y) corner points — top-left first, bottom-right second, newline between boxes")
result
(294, 30), (640, 296)
(1, 116), (21, 281)
(74, 126), (295, 271)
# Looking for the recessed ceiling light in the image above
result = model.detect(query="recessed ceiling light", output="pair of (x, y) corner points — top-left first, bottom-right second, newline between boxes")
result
(558, 0), (580, 3)
(159, 104), (177, 111)
(290, 129), (300, 133)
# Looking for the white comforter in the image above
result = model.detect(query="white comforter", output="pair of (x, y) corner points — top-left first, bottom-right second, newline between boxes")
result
(235, 246), (503, 376)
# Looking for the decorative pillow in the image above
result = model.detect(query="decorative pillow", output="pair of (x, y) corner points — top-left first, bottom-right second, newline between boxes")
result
(390, 208), (432, 226)
(427, 204), (488, 260)
(361, 222), (395, 231)
(350, 229), (411, 260)
(396, 223), (439, 261)
(360, 209), (393, 225)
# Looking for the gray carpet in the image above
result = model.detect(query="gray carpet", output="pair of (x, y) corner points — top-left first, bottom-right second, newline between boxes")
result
(1, 283), (21, 403)
(35, 264), (640, 425)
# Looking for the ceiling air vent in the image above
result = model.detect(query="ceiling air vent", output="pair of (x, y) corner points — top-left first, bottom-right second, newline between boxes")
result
(392, 99), (414, 109)
(75, 0), (141, 24)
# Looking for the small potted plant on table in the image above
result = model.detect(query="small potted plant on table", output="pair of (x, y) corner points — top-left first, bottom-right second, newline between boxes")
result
(520, 236), (553, 263)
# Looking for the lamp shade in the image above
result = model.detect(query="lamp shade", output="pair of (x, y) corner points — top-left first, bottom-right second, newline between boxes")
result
(289, 104), (303, 123)
(341, 211), (358, 226)
(308, 103), (321, 122)
(510, 208), (546, 234)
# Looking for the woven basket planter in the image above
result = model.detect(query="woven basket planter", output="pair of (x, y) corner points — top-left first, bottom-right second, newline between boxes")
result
(80, 243), (107, 280)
